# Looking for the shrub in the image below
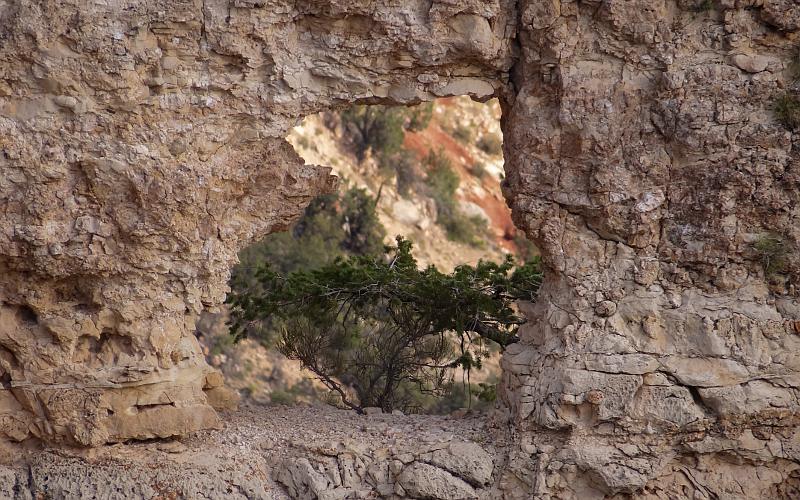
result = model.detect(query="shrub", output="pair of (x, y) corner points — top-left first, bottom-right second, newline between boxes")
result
(338, 187), (386, 256)
(424, 149), (487, 247)
(789, 51), (800, 82)
(470, 162), (487, 179)
(773, 92), (800, 130)
(229, 186), (387, 345)
(477, 133), (503, 156)
(269, 389), (297, 405)
(406, 103), (434, 132)
(754, 233), (788, 275)
(228, 237), (542, 413)
(340, 103), (434, 161)
(691, 0), (713, 13)
(393, 151), (421, 198)
(452, 123), (474, 144)
(513, 233), (540, 263)
(425, 149), (460, 197)
(341, 105), (407, 161)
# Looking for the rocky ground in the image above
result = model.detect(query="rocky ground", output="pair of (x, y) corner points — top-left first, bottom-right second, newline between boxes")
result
(0, 404), (507, 499)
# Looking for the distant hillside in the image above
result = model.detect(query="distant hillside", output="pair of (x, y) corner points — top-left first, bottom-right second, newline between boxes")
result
(200, 97), (525, 412)
(287, 97), (522, 271)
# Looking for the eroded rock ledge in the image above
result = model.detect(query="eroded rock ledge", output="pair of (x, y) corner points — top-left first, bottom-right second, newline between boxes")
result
(2, 0), (800, 498)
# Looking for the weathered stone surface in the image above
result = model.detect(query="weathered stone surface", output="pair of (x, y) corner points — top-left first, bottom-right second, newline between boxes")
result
(398, 462), (478, 500)
(3, 0), (800, 497)
(424, 441), (495, 486)
(0, 0), (514, 446)
(499, 0), (800, 497)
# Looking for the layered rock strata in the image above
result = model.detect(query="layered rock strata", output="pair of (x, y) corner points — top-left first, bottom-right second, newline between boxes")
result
(2, 0), (800, 498)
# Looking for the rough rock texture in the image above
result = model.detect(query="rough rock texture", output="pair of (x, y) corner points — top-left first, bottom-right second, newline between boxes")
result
(0, 0), (514, 446)
(3, 0), (800, 498)
(0, 405), (502, 500)
(500, 0), (800, 497)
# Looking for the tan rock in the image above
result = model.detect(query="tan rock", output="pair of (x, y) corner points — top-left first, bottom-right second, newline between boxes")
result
(2, 0), (800, 498)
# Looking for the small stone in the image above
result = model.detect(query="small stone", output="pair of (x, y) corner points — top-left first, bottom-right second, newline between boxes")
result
(389, 460), (404, 476)
(642, 372), (670, 386)
(397, 453), (415, 464)
(595, 300), (617, 317)
(53, 95), (78, 109)
(397, 462), (477, 500)
(157, 440), (187, 454)
(363, 407), (383, 416)
(586, 390), (604, 405)
(731, 53), (769, 73)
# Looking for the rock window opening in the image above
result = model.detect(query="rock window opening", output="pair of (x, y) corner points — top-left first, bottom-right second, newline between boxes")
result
(197, 97), (541, 416)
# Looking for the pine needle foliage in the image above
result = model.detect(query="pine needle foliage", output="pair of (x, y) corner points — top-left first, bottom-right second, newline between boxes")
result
(227, 237), (542, 413)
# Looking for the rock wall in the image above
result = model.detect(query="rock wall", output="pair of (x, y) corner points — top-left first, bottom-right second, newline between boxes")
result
(2, 0), (800, 498)
(500, 0), (800, 497)
(0, 0), (515, 446)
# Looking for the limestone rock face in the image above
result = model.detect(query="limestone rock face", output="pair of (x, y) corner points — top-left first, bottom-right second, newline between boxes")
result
(3, 0), (800, 498)
(0, 0), (515, 445)
(500, 0), (800, 497)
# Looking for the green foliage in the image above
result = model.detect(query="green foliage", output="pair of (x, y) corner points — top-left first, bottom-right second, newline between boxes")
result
(341, 105), (406, 161)
(341, 103), (434, 198)
(233, 187), (385, 280)
(230, 186), (386, 344)
(406, 103), (434, 132)
(228, 238), (542, 413)
(452, 123), (474, 144)
(470, 162), (487, 179)
(754, 233), (788, 276)
(424, 149), (487, 247)
(788, 49), (800, 82)
(269, 381), (318, 405)
(773, 92), (800, 131)
(340, 103), (433, 162)
(476, 382), (497, 403)
(269, 389), (297, 405)
(477, 133), (503, 157)
(338, 187), (386, 256)
(425, 149), (460, 196)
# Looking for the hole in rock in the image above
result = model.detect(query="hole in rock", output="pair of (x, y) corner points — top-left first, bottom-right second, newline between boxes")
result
(198, 97), (541, 416)
(16, 305), (39, 325)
